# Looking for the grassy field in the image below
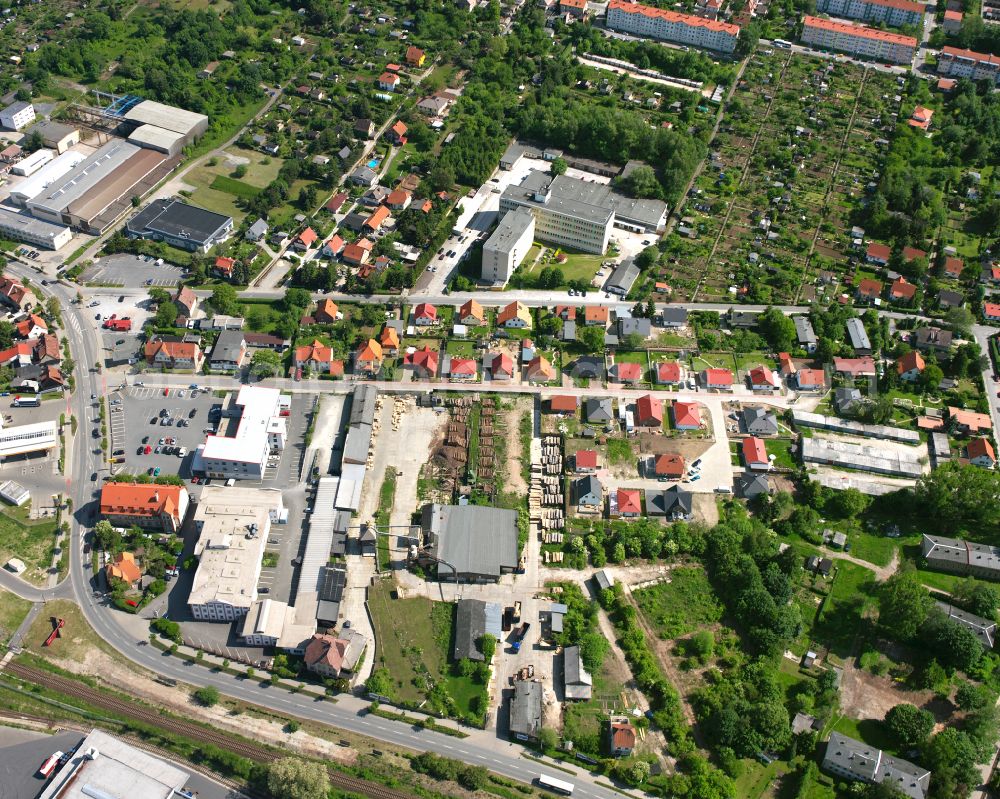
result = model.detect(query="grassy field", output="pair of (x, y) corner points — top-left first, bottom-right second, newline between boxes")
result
(445, 339), (477, 359)
(0, 506), (59, 586)
(813, 562), (877, 658)
(765, 439), (797, 470)
(184, 149), (284, 221)
(525, 246), (605, 286)
(210, 175), (260, 199)
(846, 532), (900, 569)
(368, 581), (484, 722)
(24, 600), (122, 660)
(0, 589), (31, 646)
(634, 567), (722, 639)
(561, 662), (626, 757)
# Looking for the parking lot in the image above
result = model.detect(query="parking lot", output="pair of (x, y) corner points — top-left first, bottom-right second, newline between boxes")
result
(0, 397), (67, 502)
(112, 385), (220, 480)
(82, 254), (187, 288)
(85, 291), (154, 335)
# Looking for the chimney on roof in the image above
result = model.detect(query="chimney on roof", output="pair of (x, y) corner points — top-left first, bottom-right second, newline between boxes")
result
(153, 491), (159, 502)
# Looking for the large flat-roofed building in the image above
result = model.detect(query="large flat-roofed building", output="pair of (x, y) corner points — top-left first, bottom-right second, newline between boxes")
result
(822, 732), (930, 799)
(196, 386), (287, 480)
(121, 99), (209, 143)
(801, 435), (925, 478)
(816, 0), (924, 27)
(188, 485), (284, 621)
(937, 46), (1000, 85)
(801, 15), (918, 64)
(26, 139), (172, 234)
(0, 205), (72, 249)
(0, 419), (57, 459)
(482, 208), (535, 285)
(38, 728), (189, 799)
(9, 150), (86, 207)
(422, 503), (519, 582)
(606, 0), (740, 53)
(922, 533), (1000, 581)
(99, 482), (190, 533)
(499, 169), (666, 255)
(126, 198), (233, 253)
(239, 596), (289, 646)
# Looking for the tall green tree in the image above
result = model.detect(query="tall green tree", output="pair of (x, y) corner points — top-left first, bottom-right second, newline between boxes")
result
(878, 570), (932, 641)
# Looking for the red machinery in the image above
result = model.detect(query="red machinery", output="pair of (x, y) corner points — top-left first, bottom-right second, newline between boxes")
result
(43, 618), (65, 647)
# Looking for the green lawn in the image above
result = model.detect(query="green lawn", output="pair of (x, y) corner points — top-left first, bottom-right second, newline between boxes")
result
(445, 339), (476, 358)
(562, 663), (625, 757)
(831, 713), (894, 752)
(525, 246), (606, 287)
(0, 506), (59, 586)
(812, 562), (877, 658)
(634, 566), (723, 639)
(0, 589), (31, 646)
(367, 581), (485, 724)
(606, 438), (635, 465)
(223, 148), (284, 188)
(846, 532), (899, 569)
(766, 439), (797, 469)
(692, 352), (737, 371)
(209, 175), (260, 199)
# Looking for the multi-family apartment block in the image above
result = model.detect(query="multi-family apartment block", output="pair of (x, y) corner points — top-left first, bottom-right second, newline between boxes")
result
(605, 0), (740, 53)
(801, 15), (918, 64)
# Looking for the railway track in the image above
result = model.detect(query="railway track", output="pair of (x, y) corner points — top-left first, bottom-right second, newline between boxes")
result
(3, 663), (412, 799)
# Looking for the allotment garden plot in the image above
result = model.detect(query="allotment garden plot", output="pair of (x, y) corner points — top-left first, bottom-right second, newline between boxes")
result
(662, 53), (901, 306)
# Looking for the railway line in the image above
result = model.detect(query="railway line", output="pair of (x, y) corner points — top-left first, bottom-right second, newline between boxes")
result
(3, 663), (414, 799)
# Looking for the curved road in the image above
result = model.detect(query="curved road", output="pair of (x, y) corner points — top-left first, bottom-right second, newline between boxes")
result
(1, 265), (625, 799)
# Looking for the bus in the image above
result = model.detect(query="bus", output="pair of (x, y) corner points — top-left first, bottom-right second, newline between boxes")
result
(12, 395), (39, 407)
(773, 39), (793, 48)
(537, 774), (574, 795)
(38, 751), (64, 778)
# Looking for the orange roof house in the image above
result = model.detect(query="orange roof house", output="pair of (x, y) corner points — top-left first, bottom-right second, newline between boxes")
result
(584, 305), (610, 326)
(866, 242), (891, 264)
(405, 45), (426, 67)
(214, 256), (236, 277)
(547, 395), (578, 414)
(967, 437), (996, 468)
(343, 239), (373, 266)
(448, 357), (477, 381)
(413, 303), (437, 325)
(702, 368), (734, 389)
(380, 325), (400, 353)
(386, 189), (411, 210)
(949, 406), (992, 434)
(100, 482), (189, 533)
(908, 106), (934, 130)
(144, 338), (203, 371)
(459, 299), (485, 326)
(656, 361), (682, 384)
(897, 350), (925, 381)
(314, 299), (338, 324)
(355, 339), (384, 374)
(943, 256), (964, 278)
(654, 453), (685, 479)
(294, 340), (340, 373)
(490, 351), (515, 379)
(106, 552), (142, 586)
(889, 277), (916, 302)
(498, 301), (531, 329)
(388, 120), (408, 145)
(294, 227), (318, 249)
(526, 355), (555, 383)
(902, 246), (926, 262)
(856, 279), (883, 301)
(364, 205), (391, 233)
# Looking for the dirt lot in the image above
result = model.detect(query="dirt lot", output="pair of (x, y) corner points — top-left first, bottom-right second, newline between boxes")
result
(637, 432), (714, 459)
(839, 661), (946, 728)
(503, 401), (530, 497)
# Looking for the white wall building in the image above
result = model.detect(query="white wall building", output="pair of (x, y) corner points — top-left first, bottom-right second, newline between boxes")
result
(937, 46), (1000, 85)
(0, 206), (72, 250)
(9, 149), (86, 207)
(188, 485), (284, 622)
(0, 420), (58, 459)
(482, 208), (535, 285)
(605, 0), (740, 53)
(0, 101), (35, 131)
(196, 386), (287, 480)
(11, 148), (53, 176)
(800, 15), (918, 64)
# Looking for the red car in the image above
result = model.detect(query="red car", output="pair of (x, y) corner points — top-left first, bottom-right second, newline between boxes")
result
(144, 445), (152, 455)
(163, 388), (169, 396)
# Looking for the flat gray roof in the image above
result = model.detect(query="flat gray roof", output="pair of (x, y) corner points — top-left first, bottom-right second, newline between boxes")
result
(0, 204), (70, 240)
(923, 533), (1000, 575)
(210, 330), (245, 362)
(425, 503), (519, 580)
(128, 123), (186, 150)
(28, 139), (140, 215)
(486, 208), (534, 255)
(502, 170), (613, 226)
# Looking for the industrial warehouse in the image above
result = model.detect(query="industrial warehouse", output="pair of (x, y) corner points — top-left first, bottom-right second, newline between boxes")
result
(0, 95), (208, 248)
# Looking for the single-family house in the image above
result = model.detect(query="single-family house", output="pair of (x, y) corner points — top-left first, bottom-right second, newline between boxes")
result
(889, 277), (916, 304)
(343, 238), (374, 266)
(304, 630), (365, 679)
(386, 189), (411, 211)
(378, 72), (400, 91)
(144, 338), (203, 371)
(405, 345), (439, 378)
(949, 407), (992, 435)
(866, 242), (891, 265)
(652, 453), (684, 480)
(387, 120), (408, 145)
(742, 407), (778, 436)
(795, 316), (817, 353)
(364, 205), (391, 234)
(672, 401), (701, 430)
(106, 551), (142, 586)
(967, 437), (996, 469)
(584, 305), (610, 327)
(737, 472), (771, 499)
(0, 276), (26, 311)
(634, 394), (663, 427)
(355, 339), (384, 375)
(574, 475), (603, 508)
(293, 227), (318, 250)
(413, 303), (437, 326)
(742, 436), (770, 470)
(489, 351), (515, 381)
(208, 331), (247, 372)
(14, 314), (46, 340)
(943, 256), (964, 279)
(616, 488), (642, 518)
(702, 368), (734, 391)
(295, 340), (341, 374)
(585, 398), (613, 424)
(459, 299), (485, 327)
(748, 365), (779, 392)
(448, 357), (477, 382)
(796, 368), (826, 391)
(846, 318), (871, 355)
(314, 299), (339, 324)
(656, 361), (683, 385)
(213, 256), (236, 279)
(245, 219), (269, 242)
(856, 279), (883, 303)
(525, 355), (554, 383)
(575, 450), (598, 473)
(832, 356), (876, 379)
(173, 286), (198, 317)
(608, 720), (637, 757)
(406, 45), (426, 66)
(660, 307), (688, 328)
(612, 362), (643, 384)
(547, 395), (578, 415)
(897, 350), (925, 382)
(498, 301), (531, 329)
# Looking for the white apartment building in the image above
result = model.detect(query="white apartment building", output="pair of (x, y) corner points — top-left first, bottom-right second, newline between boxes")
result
(937, 46), (1000, 85)
(605, 0), (740, 53)
(0, 101), (35, 131)
(196, 386), (288, 480)
(800, 16), (918, 64)
(816, 0), (924, 28)
(482, 208), (535, 285)
(188, 486), (284, 622)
